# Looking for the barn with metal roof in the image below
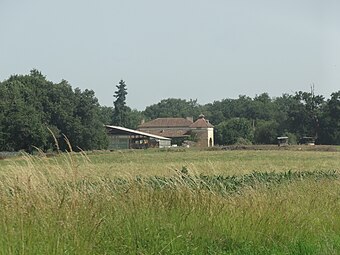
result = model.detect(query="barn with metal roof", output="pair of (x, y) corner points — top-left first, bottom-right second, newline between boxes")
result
(105, 125), (171, 150)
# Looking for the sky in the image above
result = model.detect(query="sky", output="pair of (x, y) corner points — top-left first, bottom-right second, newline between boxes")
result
(1, 0), (339, 110)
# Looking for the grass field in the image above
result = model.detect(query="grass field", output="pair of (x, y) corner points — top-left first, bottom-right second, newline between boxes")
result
(1, 148), (340, 254)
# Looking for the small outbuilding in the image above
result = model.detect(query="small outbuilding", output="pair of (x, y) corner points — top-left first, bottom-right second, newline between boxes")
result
(299, 136), (315, 145)
(277, 136), (289, 146)
(105, 125), (171, 150)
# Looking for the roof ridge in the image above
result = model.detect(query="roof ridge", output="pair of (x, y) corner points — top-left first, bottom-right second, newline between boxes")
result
(138, 117), (193, 128)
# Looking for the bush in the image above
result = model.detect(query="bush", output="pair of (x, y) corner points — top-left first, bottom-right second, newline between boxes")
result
(285, 132), (298, 145)
(235, 137), (252, 145)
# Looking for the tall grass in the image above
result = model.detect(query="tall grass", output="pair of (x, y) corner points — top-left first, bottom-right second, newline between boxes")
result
(0, 151), (340, 254)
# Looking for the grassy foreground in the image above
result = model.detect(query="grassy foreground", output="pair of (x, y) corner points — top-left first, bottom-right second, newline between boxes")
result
(1, 149), (340, 254)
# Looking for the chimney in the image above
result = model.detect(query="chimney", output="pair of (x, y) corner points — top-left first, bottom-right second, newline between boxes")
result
(186, 116), (193, 123)
(141, 119), (145, 124)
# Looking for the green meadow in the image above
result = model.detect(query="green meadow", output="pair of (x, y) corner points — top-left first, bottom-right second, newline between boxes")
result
(1, 148), (340, 254)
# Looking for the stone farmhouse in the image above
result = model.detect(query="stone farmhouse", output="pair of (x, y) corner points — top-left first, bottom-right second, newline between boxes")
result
(138, 114), (214, 147)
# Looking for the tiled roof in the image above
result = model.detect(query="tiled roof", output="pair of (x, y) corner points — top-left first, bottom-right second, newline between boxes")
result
(189, 118), (214, 128)
(138, 118), (193, 128)
(140, 129), (190, 138)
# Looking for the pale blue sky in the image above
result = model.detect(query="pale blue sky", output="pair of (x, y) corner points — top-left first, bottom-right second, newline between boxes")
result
(1, 0), (339, 110)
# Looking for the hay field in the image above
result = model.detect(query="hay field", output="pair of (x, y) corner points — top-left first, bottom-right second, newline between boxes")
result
(0, 148), (340, 254)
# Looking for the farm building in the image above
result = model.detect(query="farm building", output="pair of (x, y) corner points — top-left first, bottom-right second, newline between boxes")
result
(138, 114), (214, 147)
(299, 136), (316, 145)
(277, 136), (289, 146)
(105, 125), (171, 150)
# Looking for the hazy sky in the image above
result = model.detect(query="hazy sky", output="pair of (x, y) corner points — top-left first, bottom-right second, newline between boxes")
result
(1, 0), (339, 110)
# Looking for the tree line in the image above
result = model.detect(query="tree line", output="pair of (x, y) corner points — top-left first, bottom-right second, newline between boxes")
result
(0, 70), (339, 152)
(140, 92), (340, 146)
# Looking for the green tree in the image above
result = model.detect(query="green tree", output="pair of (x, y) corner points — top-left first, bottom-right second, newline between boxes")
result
(0, 77), (50, 152)
(70, 88), (108, 150)
(202, 99), (232, 125)
(319, 91), (340, 144)
(254, 120), (278, 144)
(0, 71), (108, 152)
(272, 94), (295, 136)
(293, 89), (324, 139)
(272, 92), (323, 141)
(252, 93), (275, 121)
(143, 98), (201, 120)
(112, 80), (129, 126)
(215, 118), (254, 145)
(126, 108), (144, 129)
(201, 94), (275, 128)
(99, 106), (114, 125)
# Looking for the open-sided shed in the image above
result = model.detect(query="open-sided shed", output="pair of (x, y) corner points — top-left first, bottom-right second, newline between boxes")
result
(105, 125), (171, 150)
(277, 136), (289, 146)
(299, 136), (315, 145)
